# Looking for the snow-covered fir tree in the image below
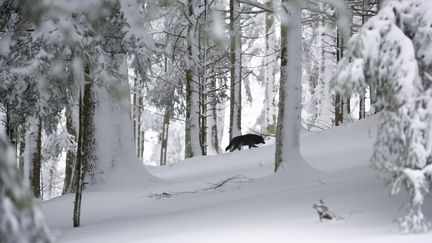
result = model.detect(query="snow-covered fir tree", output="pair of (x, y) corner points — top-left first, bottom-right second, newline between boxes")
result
(333, 0), (432, 233)
(0, 131), (53, 243)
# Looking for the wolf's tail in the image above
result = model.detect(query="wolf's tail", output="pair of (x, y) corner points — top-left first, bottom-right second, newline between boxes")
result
(225, 142), (232, 151)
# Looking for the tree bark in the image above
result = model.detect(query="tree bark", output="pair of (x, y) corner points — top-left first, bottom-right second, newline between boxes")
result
(184, 0), (201, 158)
(334, 93), (343, 126)
(335, 26), (345, 126)
(138, 91), (144, 160)
(73, 63), (93, 227)
(30, 118), (42, 198)
(358, 0), (370, 120)
(136, 93), (142, 159)
(208, 76), (221, 154)
(263, 0), (277, 134)
(229, 0), (242, 140)
(160, 109), (170, 166)
(275, 0), (303, 171)
(73, 89), (83, 228)
(359, 95), (366, 119)
(18, 126), (26, 176)
(63, 107), (76, 194)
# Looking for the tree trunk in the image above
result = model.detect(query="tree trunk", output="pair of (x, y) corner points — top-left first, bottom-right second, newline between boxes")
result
(343, 97), (351, 122)
(46, 157), (58, 199)
(334, 94), (343, 126)
(73, 62), (93, 227)
(5, 104), (11, 142)
(160, 109), (170, 166)
(275, 0), (303, 171)
(229, 0), (242, 140)
(315, 4), (336, 128)
(63, 107), (76, 194)
(263, 0), (277, 134)
(184, 0), (193, 159)
(132, 75), (143, 159)
(207, 76), (221, 154)
(140, 124), (145, 160)
(18, 126), (26, 176)
(30, 118), (42, 198)
(73, 89), (84, 228)
(335, 26), (345, 126)
(184, 0), (201, 158)
(359, 95), (366, 119)
(358, 0), (370, 120)
(199, 80), (207, 156)
(136, 93), (142, 159)
(199, 65), (207, 156)
(5, 104), (15, 147)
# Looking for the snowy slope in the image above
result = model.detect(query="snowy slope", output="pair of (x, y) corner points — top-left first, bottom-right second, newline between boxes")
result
(41, 116), (432, 243)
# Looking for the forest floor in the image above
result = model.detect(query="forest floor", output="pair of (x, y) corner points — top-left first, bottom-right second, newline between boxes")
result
(41, 116), (432, 242)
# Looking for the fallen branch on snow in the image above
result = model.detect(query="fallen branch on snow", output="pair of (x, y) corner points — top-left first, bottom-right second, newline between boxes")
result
(148, 175), (256, 199)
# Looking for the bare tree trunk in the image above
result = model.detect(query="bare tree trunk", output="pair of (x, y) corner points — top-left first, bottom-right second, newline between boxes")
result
(5, 104), (18, 164)
(263, 0), (277, 134)
(359, 0), (370, 119)
(63, 107), (76, 194)
(73, 89), (83, 228)
(133, 74), (144, 160)
(185, 30), (194, 159)
(229, 0), (242, 140)
(343, 97), (351, 122)
(46, 158), (58, 199)
(73, 63), (94, 227)
(275, 0), (303, 171)
(140, 129), (145, 160)
(160, 109), (170, 166)
(5, 104), (11, 142)
(184, 0), (201, 158)
(200, 88), (207, 155)
(18, 126), (25, 176)
(334, 26), (345, 126)
(208, 76), (221, 154)
(139, 92), (144, 160)
(359, 95), (366, 119)
(30, 118), (42, 198)
(184, 0), (193, 158)
(197, 0), (210, 156)
(132, 77), (137, 143)
(334, 94), (343, 126)
(69, 62), (95, 193)
(136, 93), (142, 159)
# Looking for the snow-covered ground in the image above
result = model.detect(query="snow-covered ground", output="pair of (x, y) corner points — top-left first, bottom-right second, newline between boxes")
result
(41, 116), (432, 242)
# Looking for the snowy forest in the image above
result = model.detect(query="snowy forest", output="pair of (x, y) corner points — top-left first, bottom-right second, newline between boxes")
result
(1, 0), (432, 242)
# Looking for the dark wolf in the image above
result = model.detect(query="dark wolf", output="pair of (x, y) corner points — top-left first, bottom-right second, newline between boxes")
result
(225, 134), (265, 152)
